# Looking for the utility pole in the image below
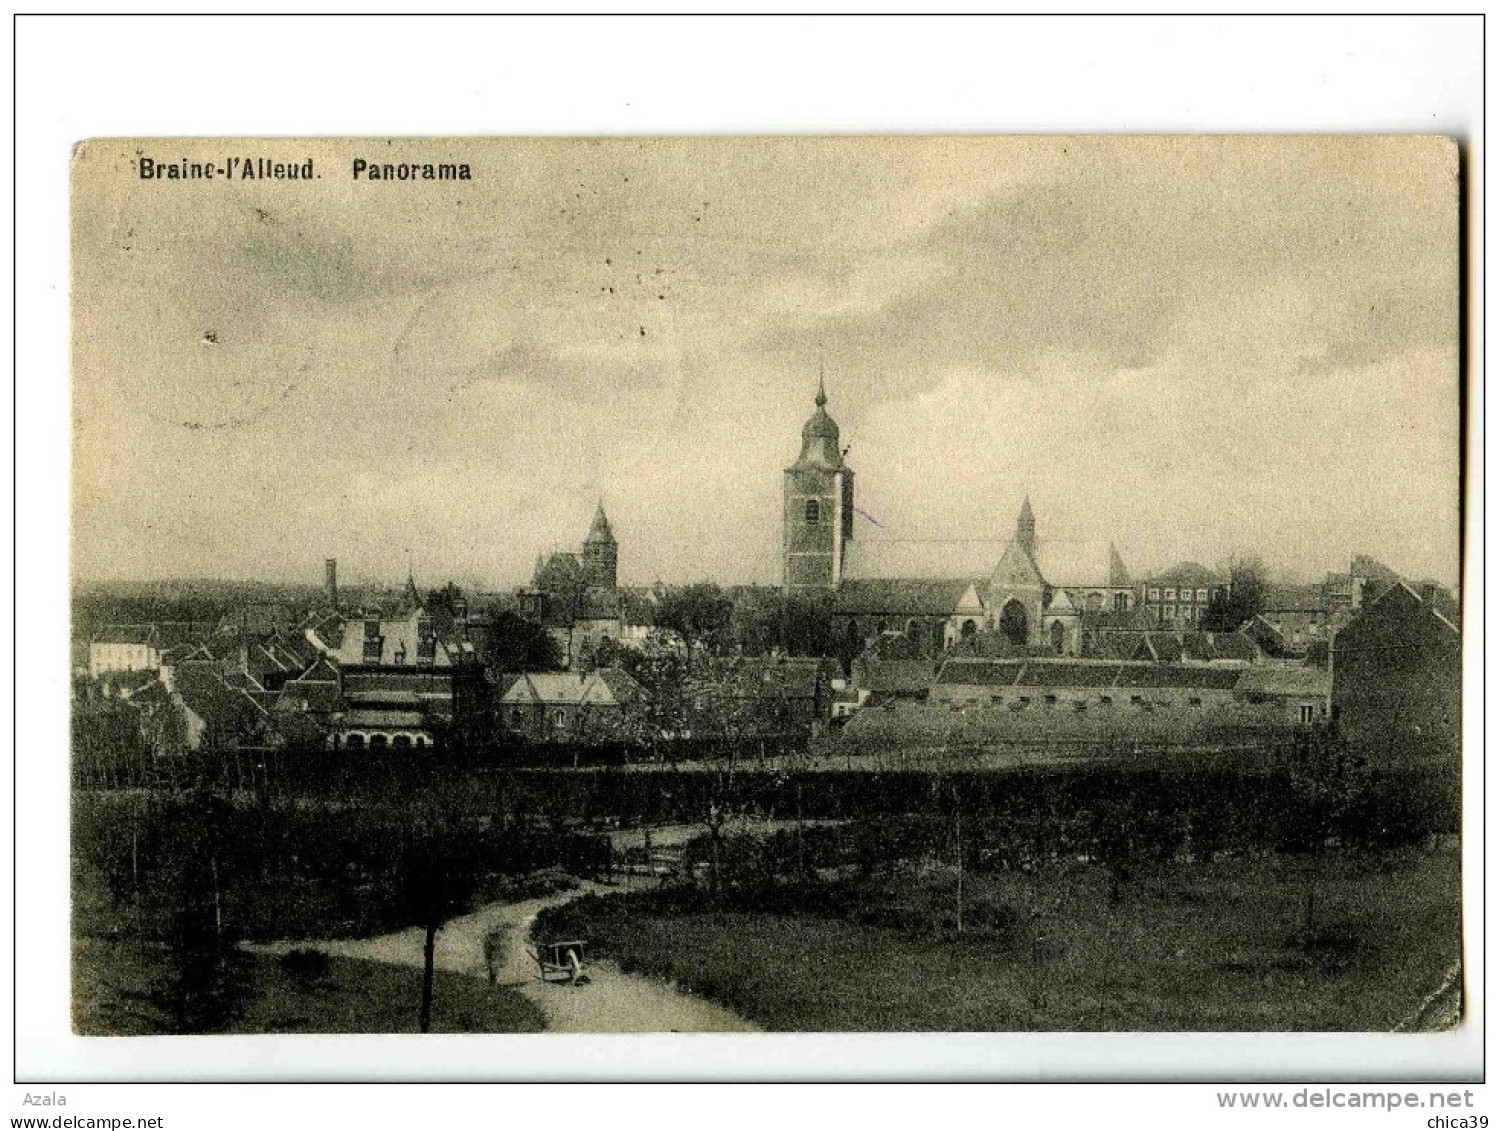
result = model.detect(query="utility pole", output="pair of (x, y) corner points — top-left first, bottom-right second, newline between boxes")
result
(419, 920), (437, 1034)
(952, 779), (964, 937)
(955, 802), (964, 936)
(796, 779), (805, 879)
(210, 854), (222, 943)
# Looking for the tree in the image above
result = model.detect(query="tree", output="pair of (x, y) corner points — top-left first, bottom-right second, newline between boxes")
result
(941, 777), (967, 936)
(1281, 722), (1369, 936)
(126, 789), (247, 1034)
(73, 698), (157, 788)
(726, 587), (781, 655)
(271, 711), (327, 756)
(779, 590), (837, 657)
(618, 637), (688, 756)
(479, 610), (563, 674)
(592, 634), (621, 669)
(394, 811), (485, 1033)
(424, 582), (465, 619)
(655, 582), (734, 670)
(1201, 555), (1270, 631)
(726, 588), (837, 657)
(1089, 794), (1143, 907)
(532, 556), (588, 625)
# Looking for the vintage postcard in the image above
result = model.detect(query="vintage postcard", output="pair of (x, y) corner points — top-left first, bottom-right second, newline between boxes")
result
(69, 136), (1462, 1047)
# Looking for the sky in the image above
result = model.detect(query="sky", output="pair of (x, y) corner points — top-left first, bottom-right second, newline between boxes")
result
(71, 136), (1461, 591)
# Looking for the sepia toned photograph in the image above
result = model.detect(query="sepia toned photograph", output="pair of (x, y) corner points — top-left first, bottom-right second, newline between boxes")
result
(68, 135), (1461, 1044)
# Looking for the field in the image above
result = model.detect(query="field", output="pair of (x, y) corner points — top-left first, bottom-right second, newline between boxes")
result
(72, 938), (544, 1035)
(534, 845), (1460, 1032)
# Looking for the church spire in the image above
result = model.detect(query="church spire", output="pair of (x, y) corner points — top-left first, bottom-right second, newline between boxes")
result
(585, 499), (615, 544)
(792, 374), (842, 471)
(1016, 496), (1036, 557)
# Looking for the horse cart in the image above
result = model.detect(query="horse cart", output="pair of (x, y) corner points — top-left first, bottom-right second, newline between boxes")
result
(534, 940), (590, 985)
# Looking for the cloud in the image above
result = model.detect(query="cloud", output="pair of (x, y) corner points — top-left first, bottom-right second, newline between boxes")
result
(759, 138), (1456, 415)
(70, 137), (1460, 589)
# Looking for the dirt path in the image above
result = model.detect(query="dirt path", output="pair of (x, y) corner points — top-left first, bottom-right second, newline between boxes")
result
(246, 884), (757, 1033)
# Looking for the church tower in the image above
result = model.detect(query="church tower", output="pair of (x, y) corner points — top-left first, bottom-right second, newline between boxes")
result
(582, 502), (618, 589)
(783, 376), (854, 591)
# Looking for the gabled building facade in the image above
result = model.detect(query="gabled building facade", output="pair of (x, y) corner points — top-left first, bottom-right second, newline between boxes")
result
(1331, 581), (1461, 766)
(498, 668), (644, 743)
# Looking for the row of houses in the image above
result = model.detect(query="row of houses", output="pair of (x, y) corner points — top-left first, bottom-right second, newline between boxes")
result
(495, 655), (835, 744)
(836, 653), (1327, 728)
(77, 590), (480, 754)
(73, 559), (1459, 766)
(931, 658), (1320, 713)
(76, 589), (834, 754)
(834, 579), (1459, 766)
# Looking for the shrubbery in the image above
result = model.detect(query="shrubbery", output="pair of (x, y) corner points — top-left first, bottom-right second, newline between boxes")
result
(72, 789), (610, 945)
(540, 748), (1454, 961)
(478, 866), (580, 905)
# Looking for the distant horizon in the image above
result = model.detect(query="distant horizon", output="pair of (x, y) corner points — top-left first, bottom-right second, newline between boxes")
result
(70, 539), (1461, 599)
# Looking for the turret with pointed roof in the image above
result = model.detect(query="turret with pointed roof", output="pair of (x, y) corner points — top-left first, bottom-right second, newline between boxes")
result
(783, 376), (855, 591)
(402, 572), (422, 612)
(585, 501), (615, 544)
(582, 501), (619, 589)
(1016, 496), (1036, 558)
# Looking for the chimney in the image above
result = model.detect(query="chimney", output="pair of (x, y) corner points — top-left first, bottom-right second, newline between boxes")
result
(325, 559), (339, 609)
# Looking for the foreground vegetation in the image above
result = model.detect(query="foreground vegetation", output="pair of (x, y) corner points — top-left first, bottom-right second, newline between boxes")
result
(70, 785), (594, 1034)
(71, 725), (1456, 1034)
(73, 941), (543, 1035)
(535, 845), (1458, 1032)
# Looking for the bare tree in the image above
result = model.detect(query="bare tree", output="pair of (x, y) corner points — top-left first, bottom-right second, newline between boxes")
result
(1282, 722), (1367, 936)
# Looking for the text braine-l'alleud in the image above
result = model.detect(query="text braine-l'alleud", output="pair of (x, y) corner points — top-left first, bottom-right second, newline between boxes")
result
(135, 157), (473, 182)
(137, 156), (318, 181)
